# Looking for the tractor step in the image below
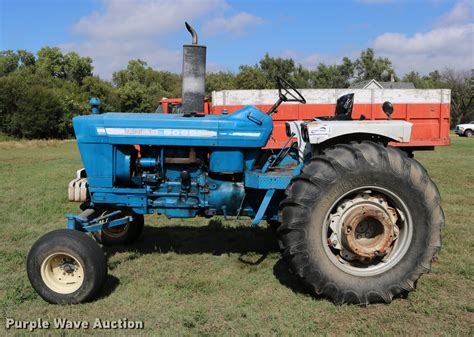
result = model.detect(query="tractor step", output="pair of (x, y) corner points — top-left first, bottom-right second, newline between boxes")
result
(245, 168), (294, 189)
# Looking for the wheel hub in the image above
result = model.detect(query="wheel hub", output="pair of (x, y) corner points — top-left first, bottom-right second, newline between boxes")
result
(62, 261), (76, 273)
(329, 192), (399, 263)
(40, 252), (84, 294)
(342, 205), (395, 259)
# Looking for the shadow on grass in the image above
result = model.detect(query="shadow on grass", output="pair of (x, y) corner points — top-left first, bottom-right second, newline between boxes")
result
(272, 259), (314, 297)
(96, 274), (120, 301)
(102, 221), (312, 298)
(104, 221), (279, 257)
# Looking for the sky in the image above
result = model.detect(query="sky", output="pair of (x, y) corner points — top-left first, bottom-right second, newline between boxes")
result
(0, 0), (473, 79)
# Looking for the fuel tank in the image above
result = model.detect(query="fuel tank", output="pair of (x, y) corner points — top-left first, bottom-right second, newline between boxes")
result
(73, 105), (273, 148)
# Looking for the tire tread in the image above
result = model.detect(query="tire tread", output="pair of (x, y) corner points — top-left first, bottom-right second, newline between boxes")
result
(279, 141), (443, 305)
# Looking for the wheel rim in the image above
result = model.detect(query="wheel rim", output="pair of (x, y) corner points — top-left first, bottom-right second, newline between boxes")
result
(99, 210), (129, 238)
(102, 224), (129, 238)
(40, 252), (84, 294)
(321, 186), (413, 276)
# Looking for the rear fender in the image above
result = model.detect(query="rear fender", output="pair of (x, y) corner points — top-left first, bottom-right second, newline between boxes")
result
(287, 120), (412, 159)
(301, 120), (412, 144)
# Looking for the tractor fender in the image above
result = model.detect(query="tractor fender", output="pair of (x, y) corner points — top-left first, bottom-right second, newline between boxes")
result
(301, 120), (412, 144)
(286, 120), (412, 160)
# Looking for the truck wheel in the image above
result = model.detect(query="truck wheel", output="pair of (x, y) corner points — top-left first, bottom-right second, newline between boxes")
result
(93, 211), (144, 246)
(27, 229), (107, 304)
(464, 130), (473, 137)
(279, 141), (444, 305)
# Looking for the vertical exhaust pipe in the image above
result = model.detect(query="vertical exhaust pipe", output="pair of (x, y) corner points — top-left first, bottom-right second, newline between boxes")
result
(182, 22), (206, 114)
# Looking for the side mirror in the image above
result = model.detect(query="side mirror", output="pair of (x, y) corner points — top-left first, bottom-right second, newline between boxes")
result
(382, 101), (394, 119)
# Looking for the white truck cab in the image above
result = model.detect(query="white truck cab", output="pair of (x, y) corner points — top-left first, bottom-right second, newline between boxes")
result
(455, 121), (474, 137)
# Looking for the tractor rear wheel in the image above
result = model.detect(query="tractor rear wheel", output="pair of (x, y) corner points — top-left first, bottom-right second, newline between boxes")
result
(27, 229), (107, 304)
(93, 211), (144, 246)
(279, 141), (444, 305)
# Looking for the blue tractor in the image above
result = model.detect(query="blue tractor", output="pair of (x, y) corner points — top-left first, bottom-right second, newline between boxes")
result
(27, 23), (443, 305)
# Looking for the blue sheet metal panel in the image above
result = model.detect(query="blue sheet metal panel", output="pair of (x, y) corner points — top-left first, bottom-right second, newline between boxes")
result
(245, 171), (293, 189)
(73, 106), (272, 148)
(114, 146), (134, 183)
(89, 187), (147, 194)
(91, 192), (147, 207)
(244, 149), (260, 171)
(217, 107), (272, 147)
(89, 187), (147, 210)
(77, 143), (113, 187)
(209, 149), (244, 172)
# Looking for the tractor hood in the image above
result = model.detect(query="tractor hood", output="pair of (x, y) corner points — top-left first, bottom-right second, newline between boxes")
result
(73, 106), (273, 148)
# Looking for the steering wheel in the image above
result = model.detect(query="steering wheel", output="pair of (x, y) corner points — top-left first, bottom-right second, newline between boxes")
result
(276, 76), (306, 104)
(266, 76), (306, 115)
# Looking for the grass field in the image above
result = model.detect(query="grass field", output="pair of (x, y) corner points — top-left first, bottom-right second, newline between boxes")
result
(0, 134), (473, 336)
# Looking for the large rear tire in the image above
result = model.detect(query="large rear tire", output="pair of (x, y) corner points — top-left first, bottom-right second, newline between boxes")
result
(279, 141), (444, 305)
(27, 229), (107, 304)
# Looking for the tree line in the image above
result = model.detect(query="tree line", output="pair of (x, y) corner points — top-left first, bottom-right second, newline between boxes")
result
(0, 47), (472, 139)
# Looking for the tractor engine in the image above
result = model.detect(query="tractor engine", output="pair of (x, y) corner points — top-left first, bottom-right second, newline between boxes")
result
(73, 106), (273, 218)
(111, 142), (250, 218)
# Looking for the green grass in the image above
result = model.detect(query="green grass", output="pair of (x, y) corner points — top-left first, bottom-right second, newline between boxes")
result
(0, 134), (473, 336)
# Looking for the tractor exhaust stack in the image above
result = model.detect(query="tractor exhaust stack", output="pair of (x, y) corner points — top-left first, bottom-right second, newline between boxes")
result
(182, 22), (206, 114)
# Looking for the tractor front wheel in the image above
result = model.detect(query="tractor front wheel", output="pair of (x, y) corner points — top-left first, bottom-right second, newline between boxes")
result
(279, 141), (444, 305)
(27, 229), (107, 304)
